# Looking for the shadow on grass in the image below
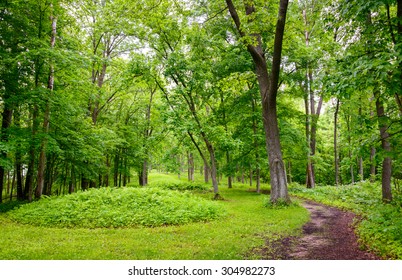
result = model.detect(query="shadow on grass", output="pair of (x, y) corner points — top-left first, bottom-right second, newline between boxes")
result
(0, 200), (27, 213)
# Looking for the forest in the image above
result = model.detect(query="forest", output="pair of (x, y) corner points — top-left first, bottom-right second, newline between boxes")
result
(0, 0), (401, 260)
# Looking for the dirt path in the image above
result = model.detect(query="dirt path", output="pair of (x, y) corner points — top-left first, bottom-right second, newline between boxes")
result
(255, 200), (380, 260)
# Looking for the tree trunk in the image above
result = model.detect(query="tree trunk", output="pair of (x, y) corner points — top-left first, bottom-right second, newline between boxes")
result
(36, 9), (57, 199)
(345, 114), (354, 184)
(114, 152), (119, 187)
(370, 147), (376, 182)
(263, 0), (290, 202)
(334, 99), (340, 186)
(81, 177), (89, 191)
(204, 140), (220, 198)
(287, 161), (292, 184)
(226, 0), (289, 203)
(188, 152), (194, 181)
(204, 162), (209, 183)
(14, 109), (24, 200)
(0, 103), (13, 203)
(374, 90), (393, 202)
(226, 151), (232, 188)
(10, 171), (15, 201)
(68, 165), (75, 194)
(139, 160), (148, 186)
(358, 157), (364, 182)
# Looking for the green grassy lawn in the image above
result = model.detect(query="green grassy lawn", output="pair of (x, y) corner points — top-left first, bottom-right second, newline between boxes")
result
(0, 173), (309, 260)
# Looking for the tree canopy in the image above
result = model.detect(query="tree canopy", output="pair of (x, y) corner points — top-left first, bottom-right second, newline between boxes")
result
(0, 0), (401, 204)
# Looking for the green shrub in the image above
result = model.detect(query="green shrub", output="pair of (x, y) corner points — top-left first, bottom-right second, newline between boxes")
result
(7, 187), (224, 228)
(150, 181), (210, 192)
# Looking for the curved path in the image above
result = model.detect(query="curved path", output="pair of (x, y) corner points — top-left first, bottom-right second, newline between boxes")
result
(256, 200), (380, 260)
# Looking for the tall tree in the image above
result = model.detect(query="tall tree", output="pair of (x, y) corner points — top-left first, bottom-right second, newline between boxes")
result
(226, 0), (290, 202)
(36, 3), (58, 199)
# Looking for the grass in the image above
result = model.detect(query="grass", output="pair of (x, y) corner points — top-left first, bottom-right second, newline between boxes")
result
(289, 181), (402, 259)
(0, 173), (309, 260)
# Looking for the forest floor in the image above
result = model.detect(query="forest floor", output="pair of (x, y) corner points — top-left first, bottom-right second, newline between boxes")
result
(254, 200), (381, 260)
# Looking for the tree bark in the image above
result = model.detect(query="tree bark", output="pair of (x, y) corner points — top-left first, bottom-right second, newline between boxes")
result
(188, 152), (194, 181)
(139, 160), (148, 186)
(374, 90), (392, 202)
(204, 162), (209, 183)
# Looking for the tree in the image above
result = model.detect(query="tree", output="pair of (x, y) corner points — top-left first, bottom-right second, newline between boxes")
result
(36, 3), (58, 199)
(226, 0), (290, 203)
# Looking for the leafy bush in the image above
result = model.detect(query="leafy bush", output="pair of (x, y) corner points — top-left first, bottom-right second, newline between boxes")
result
(150, 181), (210, 192)
(357, 201), (402, 259)
(289, 182), (402, 259)
(7, 187), (224, 228)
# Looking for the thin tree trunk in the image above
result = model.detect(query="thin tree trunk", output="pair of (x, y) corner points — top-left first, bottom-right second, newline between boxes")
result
(69, 164), (75, 194)
(6, 171), (10, 198)
(204, 162), (209, 183)
(358, 157), (364, 182)
(370, 147), (376, 182)
(114, 152), (119, 187)
(36, 8), (57, 199)
(104, 155), (110, 187)
(10, 170), (15, 201)
(0, 104), (13, 203)
(139, 160), (148, 186)
(123, 156), (127, 186)
(287, 161), (292, 184)
(188, 152), (194, 181)
(13, 108), (24, 200)
(334, 99), (340, 186)
(226, 151), (232, 188)
(209, 151), (220, 199)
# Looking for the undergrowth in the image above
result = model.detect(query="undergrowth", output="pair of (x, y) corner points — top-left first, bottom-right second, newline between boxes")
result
(289, 181), (402, 259)
(7, 187), (224, 228)
(0, 179), (309, 259)
(151, 181), (209, 192)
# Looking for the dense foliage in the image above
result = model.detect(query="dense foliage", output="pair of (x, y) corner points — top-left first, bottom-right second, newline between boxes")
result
(0, 0), (400, 203)
(7, 187), (223, 228)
